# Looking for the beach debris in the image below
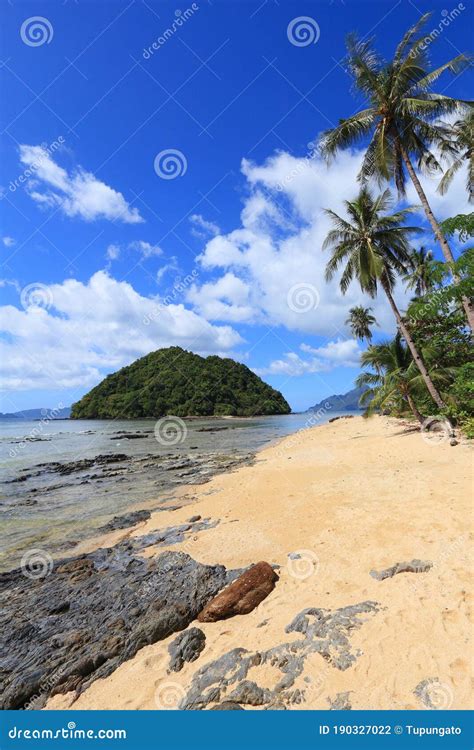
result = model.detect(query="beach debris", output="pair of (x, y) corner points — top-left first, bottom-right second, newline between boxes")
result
(197, 561), (278, 622)
(328, 415), (354, 423)
(0, 551), (238, 710)
(370, 559), (433, 581)
(328, 691), (352, 710)
(168, 628), (206, 673)
(182, 601), (380, 710)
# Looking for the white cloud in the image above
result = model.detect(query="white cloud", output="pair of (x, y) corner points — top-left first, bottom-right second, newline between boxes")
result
(105, 240), (163, 263)
(106, 243), (120, 261)
(2, 236), (15, 247)
(257, 339), (361, 376)
(187, 272), (255, 323)
(128, 240), (162, 258)
(0, 271), (242, 391)
(189, 214), (220, 238)
(19, 145), (143, 224)
(190, 149), (413, 338)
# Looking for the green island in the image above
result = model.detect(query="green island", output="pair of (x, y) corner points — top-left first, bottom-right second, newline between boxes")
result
(70, 346), (291, 419)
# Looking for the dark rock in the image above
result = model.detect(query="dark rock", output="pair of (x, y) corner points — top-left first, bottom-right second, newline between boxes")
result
(450, 438), (458, 447)
(168, 628), (206, 672)
(198, 561), (278, 622)
(227, 680), (271, 706)
(97, 510), (151, 534)
(188, 515), (201, 523)
(370, 559), (433, 581)
(0, 551), (230, 710)
(210, 701), (244, 710)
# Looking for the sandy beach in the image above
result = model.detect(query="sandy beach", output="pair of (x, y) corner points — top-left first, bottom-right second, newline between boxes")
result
(46, 415), (472, 711)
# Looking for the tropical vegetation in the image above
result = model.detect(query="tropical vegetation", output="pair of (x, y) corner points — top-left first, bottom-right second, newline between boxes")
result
(71, 347), (291, 419)
(320, 13), (473, 438)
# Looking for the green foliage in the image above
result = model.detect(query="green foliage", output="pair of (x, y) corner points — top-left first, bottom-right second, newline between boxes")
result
(440, 213), (474, 243)
(71, 347), (291, 419)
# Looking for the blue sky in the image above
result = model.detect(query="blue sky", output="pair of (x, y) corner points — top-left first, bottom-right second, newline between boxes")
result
(0, 0), (472, 413)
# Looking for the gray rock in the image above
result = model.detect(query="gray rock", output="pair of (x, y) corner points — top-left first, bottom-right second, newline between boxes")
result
(370, 559), (432, 581)
(210, 701), (244, 710)
(181, 600), (380, 710)
(168, 628), (206, 672)
(328, 691), (352, 710)
(0, 551), (230, 710)
(227, 680), (271, 706)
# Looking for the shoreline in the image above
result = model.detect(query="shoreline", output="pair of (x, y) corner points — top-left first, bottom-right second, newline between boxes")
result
(2, 415), (471, 711)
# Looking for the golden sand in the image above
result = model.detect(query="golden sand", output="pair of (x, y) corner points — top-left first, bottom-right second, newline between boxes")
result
(46, 416), (473, 711)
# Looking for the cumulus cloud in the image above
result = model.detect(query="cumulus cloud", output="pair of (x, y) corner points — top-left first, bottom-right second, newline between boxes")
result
(257, 339), (361, 376)
(19, 145), (143, 224)
(189, 149), (413, 338)
(0, 271), (242, 391)
(189, 214), (220, 238)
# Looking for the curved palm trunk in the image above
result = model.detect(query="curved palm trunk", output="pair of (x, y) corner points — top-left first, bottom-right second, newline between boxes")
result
(398, 139), (474, 332)
(381, 279), (446, 409)
(405, 392), (424, 424)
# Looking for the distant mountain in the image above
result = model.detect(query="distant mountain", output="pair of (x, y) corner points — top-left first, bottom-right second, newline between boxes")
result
(307, 386), (367, 413)
(71, 347), (291, 419)
(0, 407), (71, 420)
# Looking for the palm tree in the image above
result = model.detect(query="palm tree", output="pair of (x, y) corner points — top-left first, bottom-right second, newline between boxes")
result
(357, 335), (425, 422)
(438, 110), (474, 202)
(319, 14), (474, 330)
(345, 306), (377, 342)
(357, 335), (452, 423)
(403, 247), (436, 297)
(324, 187), (446, 409)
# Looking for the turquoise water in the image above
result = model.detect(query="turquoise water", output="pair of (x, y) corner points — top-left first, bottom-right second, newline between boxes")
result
(0, 411), (356, 571)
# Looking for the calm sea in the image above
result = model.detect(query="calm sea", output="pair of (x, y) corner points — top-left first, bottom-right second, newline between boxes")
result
(0, 411), (355, 572)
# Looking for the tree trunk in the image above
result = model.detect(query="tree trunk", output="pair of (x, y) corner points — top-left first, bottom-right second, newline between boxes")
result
(406, 392), (424, 424)
(398, 140), (474, 332)
(381, 279), (446, 409)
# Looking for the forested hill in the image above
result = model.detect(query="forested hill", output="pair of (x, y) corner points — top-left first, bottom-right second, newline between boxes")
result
(71, 347), (291, 419)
